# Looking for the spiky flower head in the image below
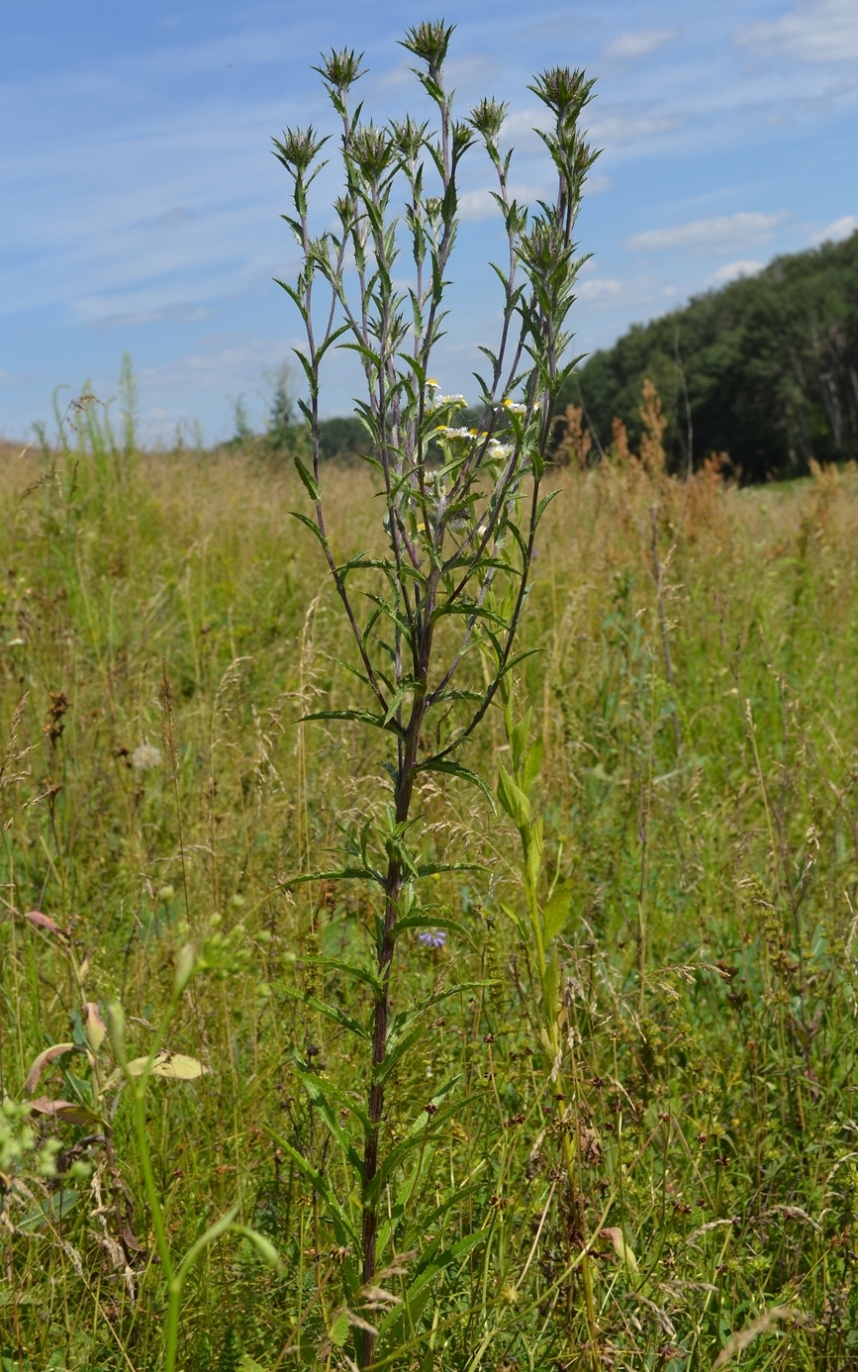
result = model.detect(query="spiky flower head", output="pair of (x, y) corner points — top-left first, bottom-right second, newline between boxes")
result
(528, 67), (595, 125)
(469, 97), (507, 145)
(271, 125), (329, 177)
(315, 47), (366, 93)
(400, 20), (455, 75)
(350, 123), (395, 181)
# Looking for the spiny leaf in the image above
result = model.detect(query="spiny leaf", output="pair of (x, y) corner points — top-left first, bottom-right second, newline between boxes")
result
(278, 985), (370, 1042)
(295, 456), (321, 503)
(415, 757), (496, 808)
(301, 708), (405, 740)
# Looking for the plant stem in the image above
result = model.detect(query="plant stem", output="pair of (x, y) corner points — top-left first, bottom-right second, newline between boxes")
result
(360, 698), (425, 1367)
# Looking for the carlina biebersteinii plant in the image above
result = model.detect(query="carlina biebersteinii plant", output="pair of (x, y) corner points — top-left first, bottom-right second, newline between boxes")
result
(273, 20), (598, 1368)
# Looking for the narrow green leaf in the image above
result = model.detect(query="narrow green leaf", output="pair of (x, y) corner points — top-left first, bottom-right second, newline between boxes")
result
(289, 510), (327, 547)
(266, 1136), (359, 1245)
(378, 1230), (489, 1347)
(301, 708), (405, 740)
(280, 866), (385, 889)
(278, 985), (370, 1042)
(415, 758), (496, 808)
(295, 456), (321, 503)
(296, 1066), (363, 1175)
(302, 955), (383, 996)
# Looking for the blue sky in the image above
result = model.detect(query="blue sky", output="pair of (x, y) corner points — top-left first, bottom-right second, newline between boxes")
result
(2, 0), (856, 444)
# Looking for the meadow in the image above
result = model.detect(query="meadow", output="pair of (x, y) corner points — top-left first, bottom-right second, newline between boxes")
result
(2, 410), (858, 1372)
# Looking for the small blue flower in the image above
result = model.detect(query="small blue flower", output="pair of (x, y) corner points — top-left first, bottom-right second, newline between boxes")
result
(418, 928), (447, 949)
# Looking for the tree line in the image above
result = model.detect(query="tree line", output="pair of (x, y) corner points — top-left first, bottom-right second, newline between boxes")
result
(559, 228), (858, 481)
(263, 230), (857, 481)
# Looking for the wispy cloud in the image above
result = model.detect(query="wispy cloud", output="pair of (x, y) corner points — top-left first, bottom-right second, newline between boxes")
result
(628, 212), (788, 254)
(603, 29), (681, 60)
(808, 214), (858, 244)
(576, 278), (623, 302)
(458, 183), (549, 222)
(588, 110), (687, 150)
(736, 0), (858, 63)
(708, 259), (764, 285)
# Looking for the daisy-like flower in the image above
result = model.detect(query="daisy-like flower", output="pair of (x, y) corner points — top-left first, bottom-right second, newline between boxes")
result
(436, 393), (466, 408)
(502, 399), (528, 416)
(438, 426), (473, 441)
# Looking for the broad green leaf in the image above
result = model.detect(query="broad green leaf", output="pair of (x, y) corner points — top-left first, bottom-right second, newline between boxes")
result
(542, 947), (561, 1017)
(329, 1310), (351, 1348)
(498, 899), (525, 939)
(17, 1188), (81, 1231)
(497, 765), (530, 826)
(543, 880), (573, 945)
(522, 736), (544, 794)
(510, 711), (532, 772)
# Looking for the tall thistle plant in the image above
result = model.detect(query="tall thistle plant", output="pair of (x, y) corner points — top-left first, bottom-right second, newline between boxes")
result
(274, 21), (596, 1366)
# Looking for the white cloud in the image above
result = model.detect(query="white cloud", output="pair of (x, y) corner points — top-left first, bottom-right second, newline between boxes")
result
(139, 336), (288, 394)
(576, 278), (622, 302)
(708, 260), (764, 285)
(458, 189), (499, 222)
(588, 111), (686, 149)
(736, 0), (858, 63)
(458, 183), (551, 222)
(603, 29), (681, 61)
(809, 214), (858, 243)
(586, 174), (611, 195)
(627, 211), (788, 254)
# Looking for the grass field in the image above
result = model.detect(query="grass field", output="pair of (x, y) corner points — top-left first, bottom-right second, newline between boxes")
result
(2, 418), (858, 1371)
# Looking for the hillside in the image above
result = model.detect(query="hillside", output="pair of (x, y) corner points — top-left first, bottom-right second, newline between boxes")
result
(561, 229), (858, 481)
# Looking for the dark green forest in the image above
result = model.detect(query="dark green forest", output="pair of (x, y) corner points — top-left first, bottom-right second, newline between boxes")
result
(560, 229), (858, 481)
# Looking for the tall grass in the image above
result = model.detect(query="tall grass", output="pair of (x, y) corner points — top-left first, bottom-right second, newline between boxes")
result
(2, 413), (858, 1369)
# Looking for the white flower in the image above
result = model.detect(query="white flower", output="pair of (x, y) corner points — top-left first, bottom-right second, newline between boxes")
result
(438, 426), (473, 441)
(436, 393), (466, 408)
(132, 743), (163, 771)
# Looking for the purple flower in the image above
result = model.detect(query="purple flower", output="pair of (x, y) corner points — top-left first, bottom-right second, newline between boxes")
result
(418, 928), (447, 949)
